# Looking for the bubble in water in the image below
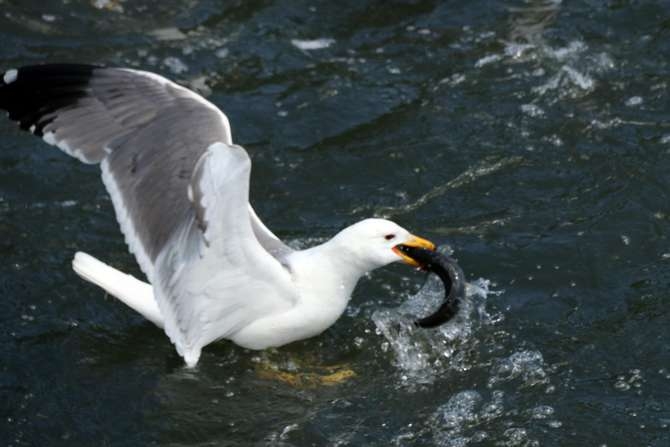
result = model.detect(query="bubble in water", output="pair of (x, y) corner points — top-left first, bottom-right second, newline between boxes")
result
(501, 427), (537, 447)
(488, 350), (548, 388)
(439, 390), (482, 428)
(614, 376), (630, 391)
(481, 390), (505, 421)
(529, 405), (554, 419)
(431, 391), (485, 446)
(504, 428), (526, 443)
(614, 369), (644, 391)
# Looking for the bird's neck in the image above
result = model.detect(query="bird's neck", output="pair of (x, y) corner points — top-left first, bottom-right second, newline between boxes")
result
(285, 239), (371, 306)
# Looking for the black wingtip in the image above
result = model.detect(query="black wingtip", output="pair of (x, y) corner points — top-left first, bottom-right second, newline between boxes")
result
(0, 64), (102, 137)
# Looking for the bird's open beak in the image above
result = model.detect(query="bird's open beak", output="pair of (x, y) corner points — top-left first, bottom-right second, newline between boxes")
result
(393, 235), (436, 267)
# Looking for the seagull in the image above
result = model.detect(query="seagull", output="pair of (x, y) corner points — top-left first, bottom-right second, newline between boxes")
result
(0, 64), (436, 367)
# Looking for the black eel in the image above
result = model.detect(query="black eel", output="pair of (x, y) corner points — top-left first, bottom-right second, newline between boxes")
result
(396, 245), (466, 328)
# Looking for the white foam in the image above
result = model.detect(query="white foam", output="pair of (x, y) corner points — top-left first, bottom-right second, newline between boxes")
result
(504, 43), (534, 59)
(148, 27), (187, 41)
(520, 104), (545, 118)
(625, 96), (643, 107)
(562, 66), (594, 90)
(291, 38), (335, 51)
(549, 41), (587, 62)
(163, 56), (188, 74)
(3, 69), (17, 84)
(529, 405), (554, 419)
(475, 54), (502, 68)
(533, 66), (594, 97)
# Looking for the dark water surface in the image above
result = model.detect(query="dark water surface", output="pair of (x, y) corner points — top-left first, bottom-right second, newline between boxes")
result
(2, 1), (670, 445)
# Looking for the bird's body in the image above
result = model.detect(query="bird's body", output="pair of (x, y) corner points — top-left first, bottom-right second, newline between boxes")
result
(71, 221), (378, 364)
(1, 64), (435, 366)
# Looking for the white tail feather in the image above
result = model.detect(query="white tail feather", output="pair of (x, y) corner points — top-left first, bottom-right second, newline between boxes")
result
(72, 251), (164, 328)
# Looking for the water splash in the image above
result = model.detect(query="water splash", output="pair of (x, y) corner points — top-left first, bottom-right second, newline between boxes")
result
(487, 350), (550, 389)
(427, 384), (561, 446)
(372, 259), (500, 385)
(429, 389), (506, 446)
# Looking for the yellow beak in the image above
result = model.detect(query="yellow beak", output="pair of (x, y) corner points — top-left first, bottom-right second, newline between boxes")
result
(392, 235), (436, 267)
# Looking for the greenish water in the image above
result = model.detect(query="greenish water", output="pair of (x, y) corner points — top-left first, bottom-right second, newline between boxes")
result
(2, 1), (670, 445)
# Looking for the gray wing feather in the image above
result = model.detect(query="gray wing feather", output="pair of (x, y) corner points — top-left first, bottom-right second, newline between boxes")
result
(0, 64), (291, 282)
(154, 143), (296, 364)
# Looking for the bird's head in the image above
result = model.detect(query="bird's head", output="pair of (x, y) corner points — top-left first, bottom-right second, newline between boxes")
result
(333, 218), (435, 270)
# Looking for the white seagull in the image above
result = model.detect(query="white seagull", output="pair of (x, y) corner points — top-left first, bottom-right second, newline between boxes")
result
(0, 64), (435, 367)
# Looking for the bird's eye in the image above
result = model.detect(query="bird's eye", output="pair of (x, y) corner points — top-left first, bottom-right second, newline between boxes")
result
(384, 234), (396, 241)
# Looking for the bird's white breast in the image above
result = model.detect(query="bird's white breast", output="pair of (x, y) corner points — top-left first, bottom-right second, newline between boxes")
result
(230, 245), (362, 349)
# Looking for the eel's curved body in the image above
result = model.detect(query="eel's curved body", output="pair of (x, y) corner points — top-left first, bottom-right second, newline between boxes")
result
(396, 245), (466, 328)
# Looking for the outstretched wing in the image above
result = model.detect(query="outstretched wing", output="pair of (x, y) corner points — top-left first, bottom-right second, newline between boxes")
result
(155, 143), (298, 366)
(0, 64), (290, 282)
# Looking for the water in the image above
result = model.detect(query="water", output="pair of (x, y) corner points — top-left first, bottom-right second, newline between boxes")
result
(1, 1), (670, 445)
